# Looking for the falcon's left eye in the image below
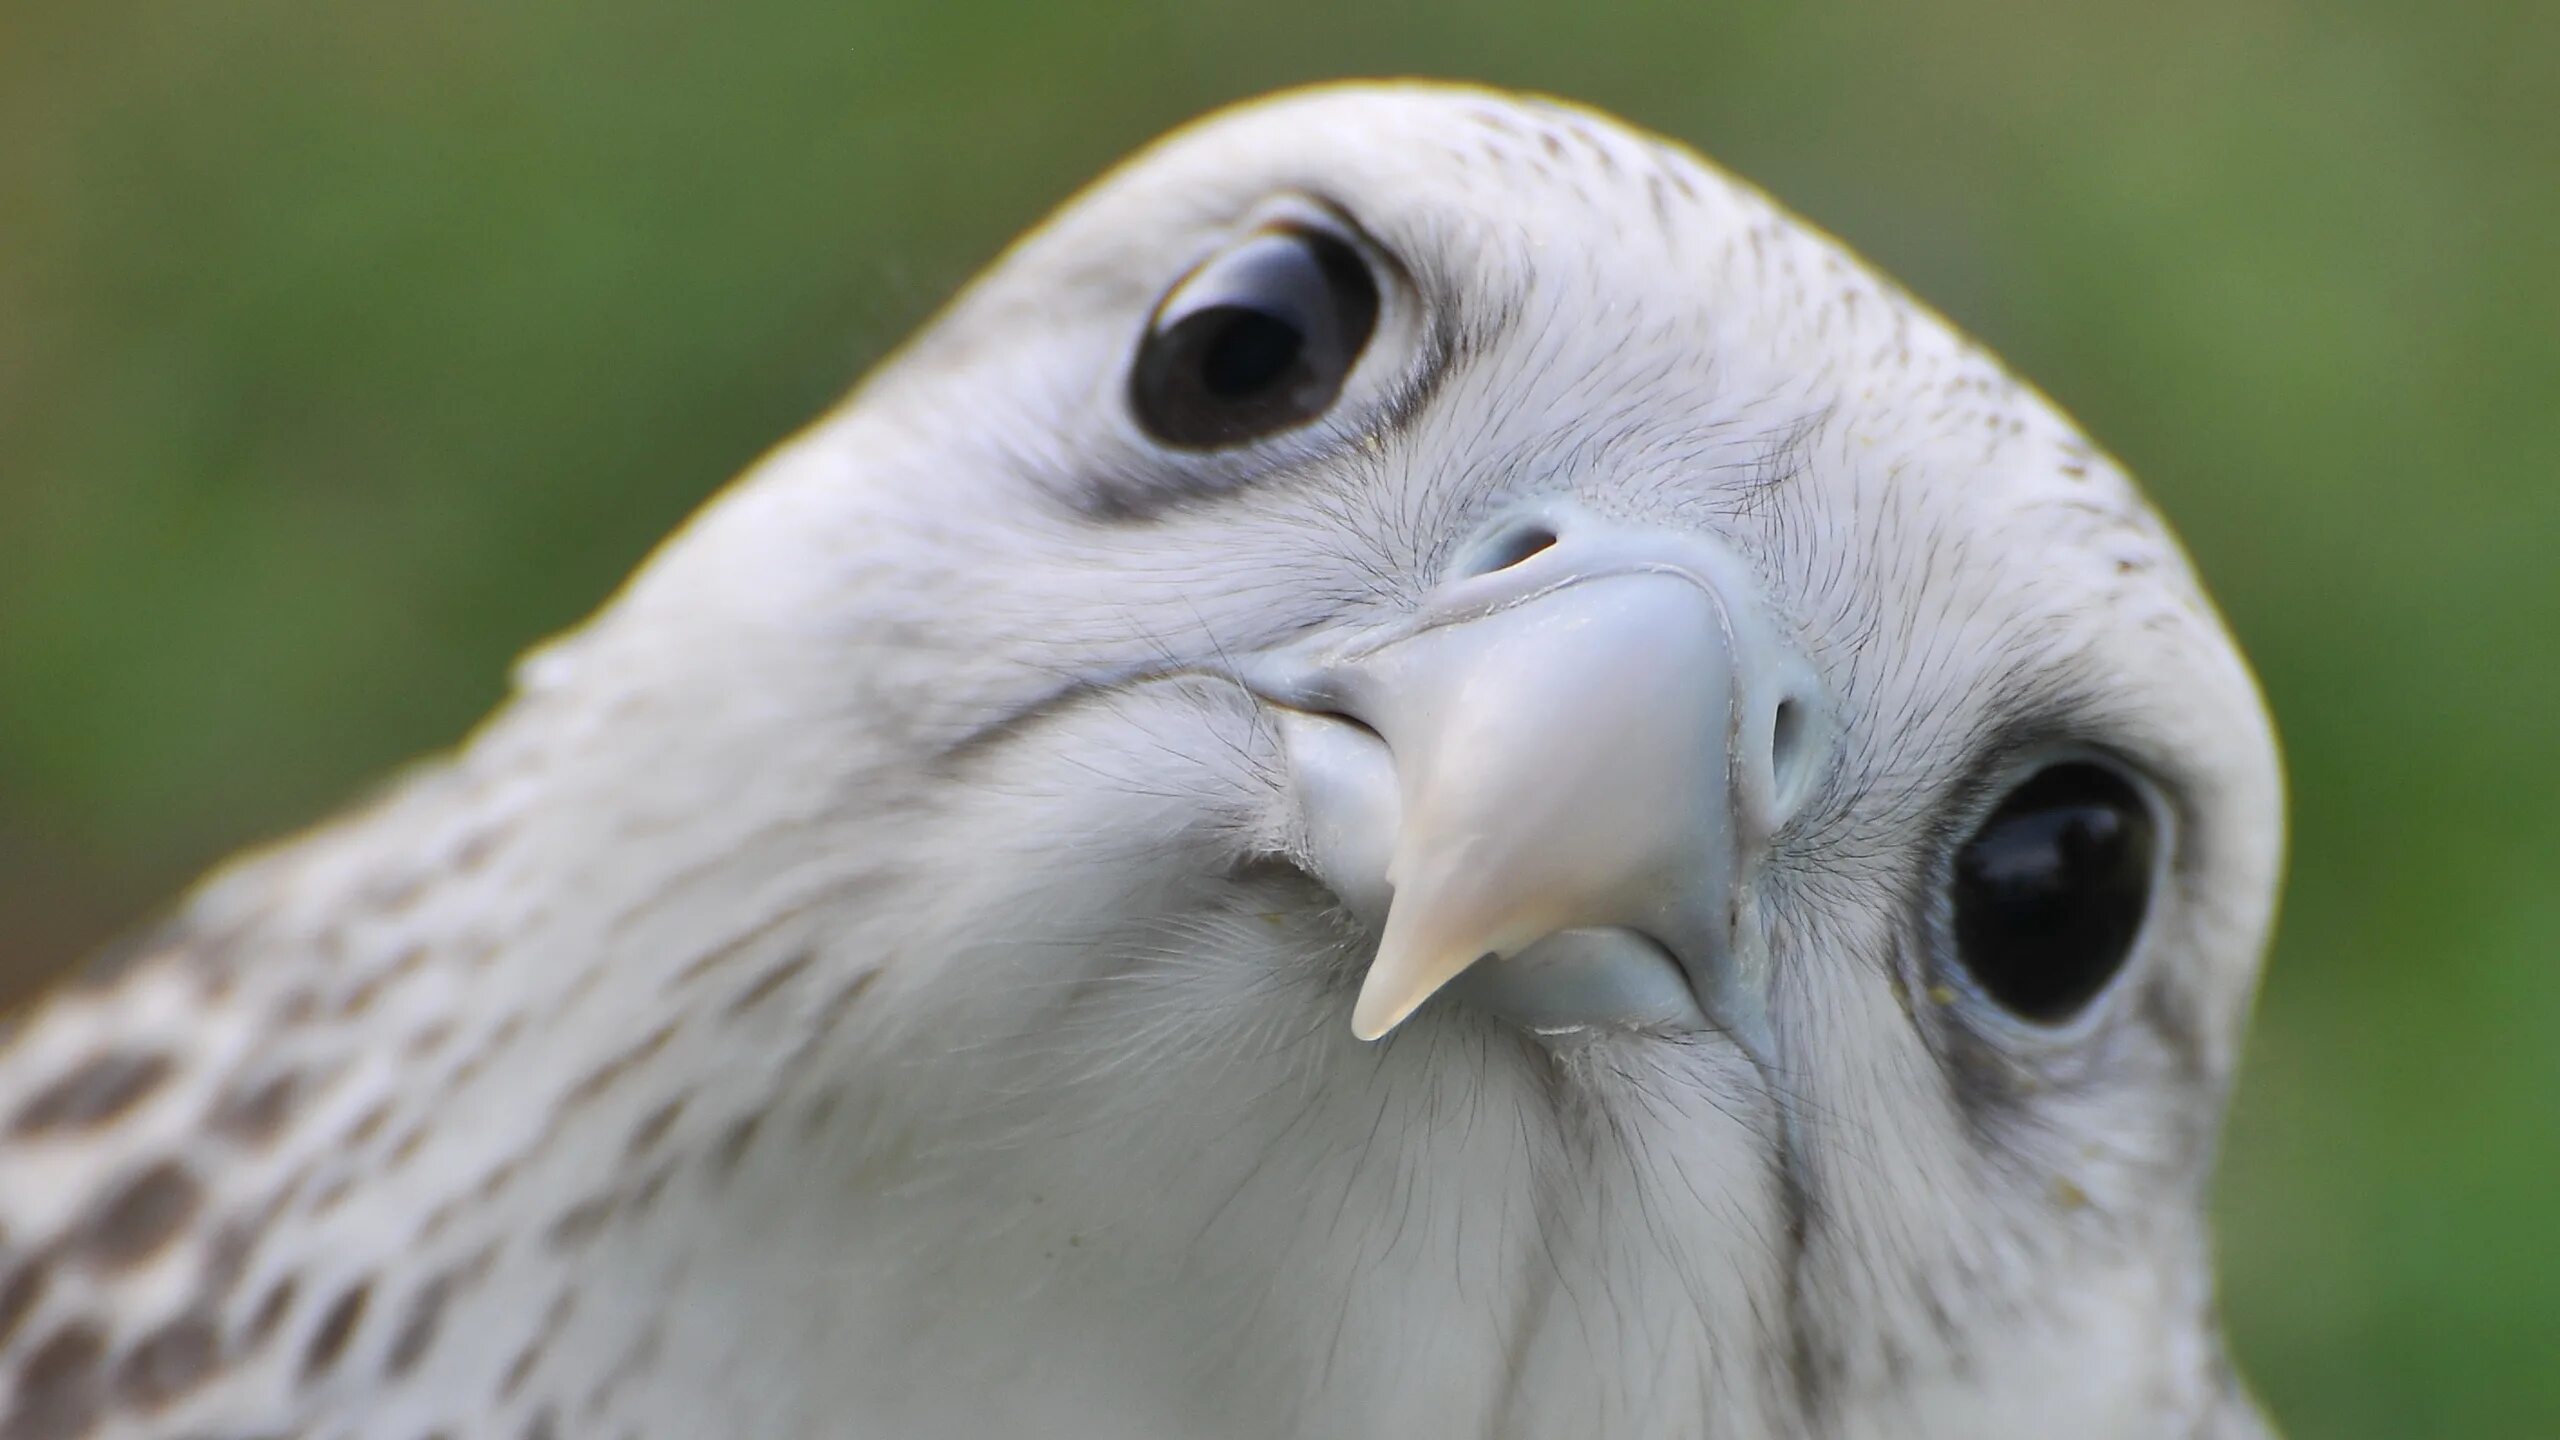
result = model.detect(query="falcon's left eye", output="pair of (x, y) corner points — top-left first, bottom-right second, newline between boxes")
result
(1949, 760), (2159, 1024)
(1129, 224), (1380, 450)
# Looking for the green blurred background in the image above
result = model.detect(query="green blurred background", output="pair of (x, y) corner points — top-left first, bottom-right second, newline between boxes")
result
(3, 0), (2552, 1431)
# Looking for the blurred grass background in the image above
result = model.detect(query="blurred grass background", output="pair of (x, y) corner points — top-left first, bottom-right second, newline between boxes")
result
(2, 0), (2552, 1431)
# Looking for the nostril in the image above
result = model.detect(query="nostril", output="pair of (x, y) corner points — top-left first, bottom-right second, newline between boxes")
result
(1766, 693), (1827, 821)
(1771, 698), (1804, 771)
(1463, 522), (1559, 577)
(1310, 704), (1387, 748)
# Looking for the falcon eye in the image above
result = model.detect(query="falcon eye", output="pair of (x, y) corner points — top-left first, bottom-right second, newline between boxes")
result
(1128, 225), (1379, 450)
(1949, 761), (2158, 1024)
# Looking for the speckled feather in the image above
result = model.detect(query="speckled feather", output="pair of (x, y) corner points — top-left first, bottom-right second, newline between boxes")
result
(0, 84), (2283, 1439)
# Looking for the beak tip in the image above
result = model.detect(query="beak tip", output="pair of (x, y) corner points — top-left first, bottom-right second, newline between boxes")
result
(1349, 936), (1493, 1041)
(1348, 991), (1411, 1042)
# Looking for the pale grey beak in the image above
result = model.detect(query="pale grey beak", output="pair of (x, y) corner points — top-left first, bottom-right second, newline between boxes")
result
(1246, 505), (1834, 1060)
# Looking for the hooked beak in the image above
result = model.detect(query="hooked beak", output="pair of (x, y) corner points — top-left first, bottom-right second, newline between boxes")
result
(1246, 505), (1834, 1059)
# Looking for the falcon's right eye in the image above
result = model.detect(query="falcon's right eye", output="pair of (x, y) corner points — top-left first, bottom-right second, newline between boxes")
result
(1129, 224), (1380, 450)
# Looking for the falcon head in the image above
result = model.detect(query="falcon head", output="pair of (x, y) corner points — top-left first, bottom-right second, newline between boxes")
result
(0, 83), (2284, 1439)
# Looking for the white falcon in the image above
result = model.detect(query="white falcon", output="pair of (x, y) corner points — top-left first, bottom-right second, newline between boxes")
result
(0, 83), (2286, 1439)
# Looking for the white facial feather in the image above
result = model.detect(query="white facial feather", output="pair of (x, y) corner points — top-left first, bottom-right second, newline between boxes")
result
(0, 82), (2282, 1439)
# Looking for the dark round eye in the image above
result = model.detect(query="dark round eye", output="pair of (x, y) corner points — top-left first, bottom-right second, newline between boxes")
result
(1950, 761), (2158, 1023)
(1129, 225), (1379, 450)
